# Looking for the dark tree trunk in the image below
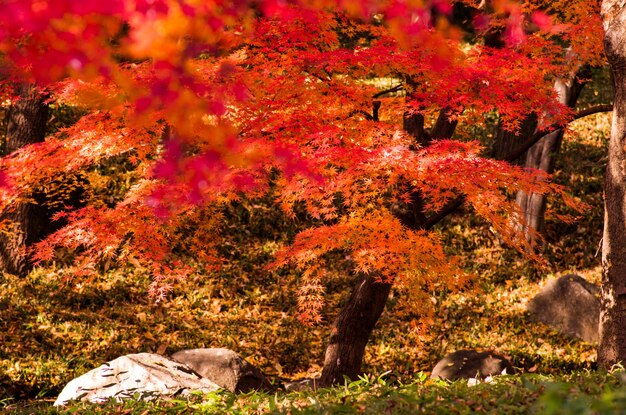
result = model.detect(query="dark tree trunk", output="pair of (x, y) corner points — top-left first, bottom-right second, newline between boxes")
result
(490, 114), (538, 162)
(514, 71), (586, 245)
(319, 276), (392, 385)
(318, 100), (458, 386)
(485, 4), (539, 165)
(598, 0), (626, 369)
(431, 107), (459, 141)
(402, 80), (427, 144)
(0, 85), (49, 276)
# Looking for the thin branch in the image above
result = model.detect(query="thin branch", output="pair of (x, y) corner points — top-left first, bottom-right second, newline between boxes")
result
(423, 197), (464, 230)
(571, 103), (614, 119)
(506, 104), (613, 163)
(373, 84), (404, 98)
(421, 103), (613, 230)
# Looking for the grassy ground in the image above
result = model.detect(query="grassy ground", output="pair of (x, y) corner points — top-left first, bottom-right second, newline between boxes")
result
(7, 371), (626, 414)
(0, 72), (613, 413)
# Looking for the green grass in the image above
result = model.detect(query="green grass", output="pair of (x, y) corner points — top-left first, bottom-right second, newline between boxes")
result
(5, 371), (626, 414)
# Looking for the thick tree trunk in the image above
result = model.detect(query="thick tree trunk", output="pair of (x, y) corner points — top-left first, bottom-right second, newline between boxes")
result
(598, 0), (626, 369)
(0, 85), (49, 276)
(318, 102), (458, 386)
(515, 72), (586, 245)
(319, 276), (392, 385)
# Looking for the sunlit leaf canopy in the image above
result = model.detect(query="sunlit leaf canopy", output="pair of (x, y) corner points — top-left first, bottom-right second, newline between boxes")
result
(0, 0), (602, 320)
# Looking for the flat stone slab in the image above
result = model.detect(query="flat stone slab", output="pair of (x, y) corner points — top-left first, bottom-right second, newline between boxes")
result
(54, 353), (220, 406)
(171, 348), (274, 393)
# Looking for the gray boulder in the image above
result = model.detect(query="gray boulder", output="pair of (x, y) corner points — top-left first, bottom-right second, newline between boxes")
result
(526, 274), (600, 342)
(170, 348), (274, 393)
(54, 353), (220, 406)
(431, 350), (513, 380)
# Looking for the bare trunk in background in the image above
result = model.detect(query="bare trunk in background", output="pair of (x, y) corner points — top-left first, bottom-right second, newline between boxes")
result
(0, 85), (49, 276)
(598, 0), (626, 369)
(515, 72), (586, 246)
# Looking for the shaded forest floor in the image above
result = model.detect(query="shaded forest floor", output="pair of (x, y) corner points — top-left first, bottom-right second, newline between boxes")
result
(0, 82), (614, 413)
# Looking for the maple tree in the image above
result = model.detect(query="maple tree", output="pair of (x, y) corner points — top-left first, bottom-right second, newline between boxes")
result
(0, 0), (607, 384)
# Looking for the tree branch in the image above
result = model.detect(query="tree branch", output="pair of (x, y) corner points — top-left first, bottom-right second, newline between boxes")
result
(421, 103), (614, 230)
(373, 84), (403, 98)
(506, 104), (613, 163)
(423, 197), (464, 230)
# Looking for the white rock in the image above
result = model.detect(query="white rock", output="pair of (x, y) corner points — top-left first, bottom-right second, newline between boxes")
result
(54, 353), (220, 406)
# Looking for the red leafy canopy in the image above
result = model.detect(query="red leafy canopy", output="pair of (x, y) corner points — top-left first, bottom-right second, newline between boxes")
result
(0, 1), (601, 318)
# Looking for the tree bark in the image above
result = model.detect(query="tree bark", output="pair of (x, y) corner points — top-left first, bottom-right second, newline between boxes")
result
(598, 0), (626, 369)
(515, 71), (586, 245)
(0, 85), (49, 276)
(490, 114), (538, 162)
(318, 101), (458, 386)
(319, 276), (393, 385)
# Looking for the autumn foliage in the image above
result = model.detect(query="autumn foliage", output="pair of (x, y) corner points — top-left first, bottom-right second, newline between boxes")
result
(0, 0), (603, 324)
